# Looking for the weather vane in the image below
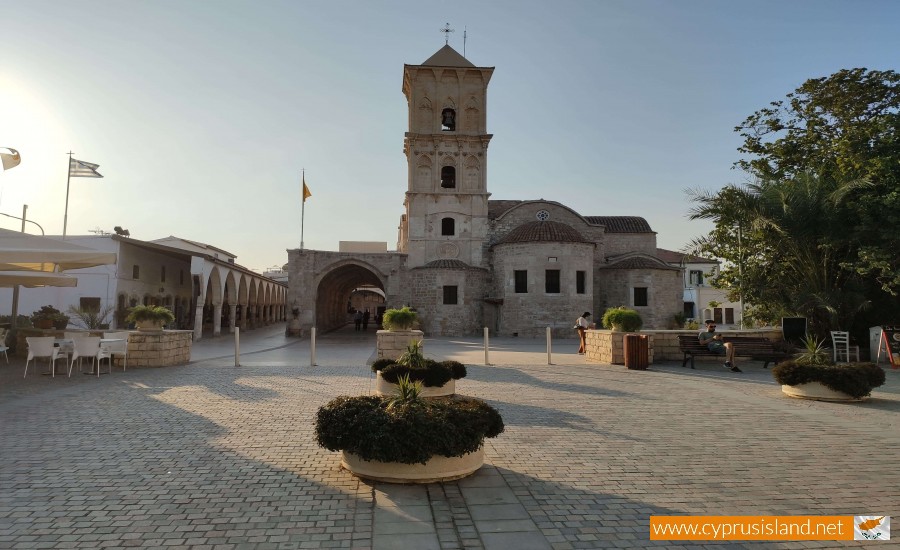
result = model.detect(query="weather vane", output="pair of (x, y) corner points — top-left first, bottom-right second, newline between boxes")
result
(440, 23), (454, 45)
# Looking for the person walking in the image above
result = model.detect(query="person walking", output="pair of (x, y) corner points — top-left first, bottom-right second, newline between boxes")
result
(354, 310), (363, 331)
(575, 312), (592, 354)
(362, 309), (371, 330)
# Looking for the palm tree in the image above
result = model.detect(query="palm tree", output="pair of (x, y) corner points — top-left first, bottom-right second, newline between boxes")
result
(687, 173), (871, 338)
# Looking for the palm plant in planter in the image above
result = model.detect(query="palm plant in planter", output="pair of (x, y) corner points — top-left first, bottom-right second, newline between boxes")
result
(381, 307), (418, 331)
(772, 335), (886, 401)
(371, 341), (467, 397)
(126, 305), (175, 331)
(315, 375), (504, 483)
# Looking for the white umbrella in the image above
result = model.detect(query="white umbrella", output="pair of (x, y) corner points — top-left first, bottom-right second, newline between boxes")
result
(0, 271), (77, 288)
(0, 228), (116, 272)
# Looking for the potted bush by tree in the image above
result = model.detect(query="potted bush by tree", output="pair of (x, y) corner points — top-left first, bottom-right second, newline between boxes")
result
(316, 376), (503, 483)
(126, 305), (175, 332)
(370, 341), (467, 398)
(31, 305), (69, 330)
(772, 335), (885, 402)
(601, 306), (643, 332)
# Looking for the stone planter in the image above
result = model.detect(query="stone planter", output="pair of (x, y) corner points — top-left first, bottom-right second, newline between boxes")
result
(341, 448), (484, 484)
(781, 382), (867, 402)
(135, 319), (165, 332)
(374, 371), (455, 397)
(375, 329), (424, 361)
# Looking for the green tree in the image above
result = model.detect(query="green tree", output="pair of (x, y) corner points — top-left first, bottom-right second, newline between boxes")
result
(734, 68), (900, 295)
(688, 173), (872, 338)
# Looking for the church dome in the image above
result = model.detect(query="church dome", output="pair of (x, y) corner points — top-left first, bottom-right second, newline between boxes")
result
(494, 221), (590, 246)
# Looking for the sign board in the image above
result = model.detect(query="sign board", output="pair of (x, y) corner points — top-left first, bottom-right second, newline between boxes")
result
(880, 326), (900, 368)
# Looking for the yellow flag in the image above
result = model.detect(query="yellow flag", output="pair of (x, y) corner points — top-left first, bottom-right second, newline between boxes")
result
(302, 175), (311, 202)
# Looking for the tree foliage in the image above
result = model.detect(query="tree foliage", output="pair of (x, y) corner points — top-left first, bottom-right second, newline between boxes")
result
(689, 68), (900, 338)
(734, 68), (900, 294)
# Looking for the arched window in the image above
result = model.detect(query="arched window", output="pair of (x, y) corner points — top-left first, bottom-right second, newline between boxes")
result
(441, 108), (456, 131)
(441, 217), (455, 236)
(440, 166), (456, 188)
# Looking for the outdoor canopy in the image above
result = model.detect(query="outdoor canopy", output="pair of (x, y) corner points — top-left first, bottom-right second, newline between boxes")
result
(0, 270), (77, 288)
(0, 228), (117, 272)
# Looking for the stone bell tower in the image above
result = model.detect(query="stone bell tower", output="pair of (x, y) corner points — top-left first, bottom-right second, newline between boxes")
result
(398, 45), (494, 268)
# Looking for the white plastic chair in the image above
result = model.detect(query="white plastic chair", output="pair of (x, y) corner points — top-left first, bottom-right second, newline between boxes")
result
(68, 337), (109, 378)
(0, 328), (8, 363)
(24, 336), (65, 378)
(830, 331), (859, 363)
(101, 332), (130, 371)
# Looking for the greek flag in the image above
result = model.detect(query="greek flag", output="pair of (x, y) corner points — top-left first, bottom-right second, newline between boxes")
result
(69, 158), (103, 178)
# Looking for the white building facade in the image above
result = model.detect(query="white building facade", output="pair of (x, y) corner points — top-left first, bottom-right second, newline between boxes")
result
(1, 235), (287, 340)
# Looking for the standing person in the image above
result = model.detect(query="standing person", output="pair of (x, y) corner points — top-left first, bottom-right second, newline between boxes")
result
(354, 310), (363, 331)
(699, 319), (741, 372)
(363, 309), (371, 330)
(575, 312), (592, 354)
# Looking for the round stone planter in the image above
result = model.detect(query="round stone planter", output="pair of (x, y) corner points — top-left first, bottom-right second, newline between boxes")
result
(374, 371), (455, 397)
(341, 448), (484, 484)
(781, 382), (867, 402)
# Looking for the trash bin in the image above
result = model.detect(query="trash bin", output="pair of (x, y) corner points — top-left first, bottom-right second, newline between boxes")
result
(624, 334), (649, 370)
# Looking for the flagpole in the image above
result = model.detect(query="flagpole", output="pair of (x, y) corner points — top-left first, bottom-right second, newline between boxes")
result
(300, 169), (305, 251)
(63, 151), (73, 239)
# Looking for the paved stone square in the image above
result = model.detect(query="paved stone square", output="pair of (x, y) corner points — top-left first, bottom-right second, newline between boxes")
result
(1, 326), (898, 549)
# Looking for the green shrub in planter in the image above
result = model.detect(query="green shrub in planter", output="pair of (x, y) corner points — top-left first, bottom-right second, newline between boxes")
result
(126, 305), (175, 325)
(382, 307), (418, 331)
(772, 360), (886, 399)
(441, 360), (467, 380)
(315, 394), (504, 464)
(381, 360), (452, 387)
(371, 358), (396, 372)
(601, 307), (642, 332)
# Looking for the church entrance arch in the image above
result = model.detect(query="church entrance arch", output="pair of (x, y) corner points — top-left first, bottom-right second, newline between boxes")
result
(315, 262), (386, 332)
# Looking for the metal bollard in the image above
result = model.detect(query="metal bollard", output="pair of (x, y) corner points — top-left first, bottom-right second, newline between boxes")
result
(546, 326), (552, 365)
(234, 327), (240, 367)
(484, 327), (490, 366)
(310, 327), (317, 367)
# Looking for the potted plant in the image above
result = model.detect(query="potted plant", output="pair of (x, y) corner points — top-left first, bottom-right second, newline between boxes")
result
(316, 376), (503, 483)
(601, 306), (643, 332)
(31, 305), (68, 330)
(126, 305), (175, 332)
(381, 306), (418, 331)
(67, 305), (114, 330)
(370, 341), (467, 398)
(772, 335), (886, 401)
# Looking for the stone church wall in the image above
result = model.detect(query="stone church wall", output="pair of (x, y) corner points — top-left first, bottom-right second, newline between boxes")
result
(602, 233), (657, 258)
(492, 241), (594, 338)
(409, 267), (487, 336)
(595, 268), (682, 329)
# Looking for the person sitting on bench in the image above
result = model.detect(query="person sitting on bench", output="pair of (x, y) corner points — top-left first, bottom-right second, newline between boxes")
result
(699, 320), (741, 372)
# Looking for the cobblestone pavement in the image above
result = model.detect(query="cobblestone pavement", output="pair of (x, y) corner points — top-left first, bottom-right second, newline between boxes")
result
(1, 325), (898, 549)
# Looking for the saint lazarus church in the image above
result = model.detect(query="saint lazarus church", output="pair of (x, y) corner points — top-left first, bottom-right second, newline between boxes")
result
(287, 44), (682, 337)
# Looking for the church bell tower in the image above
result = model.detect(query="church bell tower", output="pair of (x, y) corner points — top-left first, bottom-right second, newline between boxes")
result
(398, 45), (494, 268)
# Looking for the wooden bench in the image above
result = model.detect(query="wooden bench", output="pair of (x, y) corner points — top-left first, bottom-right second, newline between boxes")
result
(677, 335), (793, 369)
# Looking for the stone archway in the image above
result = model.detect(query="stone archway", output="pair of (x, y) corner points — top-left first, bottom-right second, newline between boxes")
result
(316, 263), (386, 332)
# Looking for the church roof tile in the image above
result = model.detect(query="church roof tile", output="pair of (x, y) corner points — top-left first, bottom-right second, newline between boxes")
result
(583, 216), (653, 233)
(494, 221), (590, 246)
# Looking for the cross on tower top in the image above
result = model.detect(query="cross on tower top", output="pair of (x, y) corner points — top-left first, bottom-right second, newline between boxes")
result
(440, 23), (454, 45)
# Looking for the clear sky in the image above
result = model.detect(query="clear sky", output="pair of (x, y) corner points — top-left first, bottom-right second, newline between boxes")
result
(2, 0), (898, 272)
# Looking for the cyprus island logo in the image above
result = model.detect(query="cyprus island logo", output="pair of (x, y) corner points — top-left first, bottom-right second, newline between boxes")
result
(855, 516), (890, 541)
